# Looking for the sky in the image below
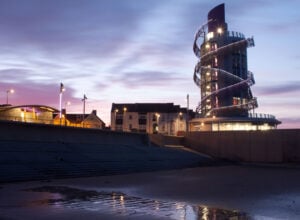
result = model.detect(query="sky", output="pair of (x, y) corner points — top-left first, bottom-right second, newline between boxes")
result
(0, 0), (299, 128)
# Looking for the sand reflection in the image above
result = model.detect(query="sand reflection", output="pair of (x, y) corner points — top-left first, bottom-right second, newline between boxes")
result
(25, 186), (249, 219)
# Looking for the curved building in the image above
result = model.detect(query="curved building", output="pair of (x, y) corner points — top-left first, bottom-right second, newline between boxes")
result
(191, 4), (281, 131)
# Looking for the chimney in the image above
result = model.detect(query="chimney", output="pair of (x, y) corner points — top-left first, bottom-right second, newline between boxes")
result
(92, 110), (97, 115)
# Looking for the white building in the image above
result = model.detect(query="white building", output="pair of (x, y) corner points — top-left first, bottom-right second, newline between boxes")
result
(111, 103), (194, 135)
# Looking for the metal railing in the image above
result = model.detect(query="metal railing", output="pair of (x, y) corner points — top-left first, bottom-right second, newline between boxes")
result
(248, 113), (276, 119)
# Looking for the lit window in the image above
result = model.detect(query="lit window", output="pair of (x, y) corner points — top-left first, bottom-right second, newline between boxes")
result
(206, 32), (214, 40)
(214, 57), (218, 66)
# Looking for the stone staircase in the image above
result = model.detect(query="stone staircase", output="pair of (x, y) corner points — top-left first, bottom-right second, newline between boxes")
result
(0, 139), (212, 182)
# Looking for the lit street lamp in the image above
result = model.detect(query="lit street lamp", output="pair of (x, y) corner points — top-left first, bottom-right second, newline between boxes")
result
(114, 109), (118, 130)
(186, 94), (189, 132)
(123, 107), (127, 131)
(82, 94), (87, 127)
(6, 89), (14, 104)
(64, 101), (71, 126)
(59, 83), (65, 125)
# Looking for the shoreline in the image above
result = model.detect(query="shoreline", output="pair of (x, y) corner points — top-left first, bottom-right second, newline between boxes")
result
(1, 165), (300, 219)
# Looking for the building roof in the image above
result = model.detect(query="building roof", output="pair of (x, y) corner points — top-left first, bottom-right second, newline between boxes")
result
(54, 110), (105, 125)
(65, 114), (90, 123)
(111, 103), (194, 115)
(0, 104), (59, 113)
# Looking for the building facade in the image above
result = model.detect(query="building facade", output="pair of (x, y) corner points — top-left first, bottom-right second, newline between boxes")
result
(53, 110), (105, 129)
(0, 104), (58, 124)
(191, 3), (280, 131)
(0, 104), (105, 129)
(111, 103), (193, 135)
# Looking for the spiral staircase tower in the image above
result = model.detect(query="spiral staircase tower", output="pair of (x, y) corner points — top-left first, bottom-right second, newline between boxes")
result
(190, 4), (281, 131)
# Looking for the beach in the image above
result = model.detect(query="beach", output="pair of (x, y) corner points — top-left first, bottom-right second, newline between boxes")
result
(1, 165), (300, 219)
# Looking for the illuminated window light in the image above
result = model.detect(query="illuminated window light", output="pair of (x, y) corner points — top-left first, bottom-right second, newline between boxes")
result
(206, 32), (214, 40)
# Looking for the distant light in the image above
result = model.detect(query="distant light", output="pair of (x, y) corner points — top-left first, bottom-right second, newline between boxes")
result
(115, 109), (119, 113)
(217, 27), (223, 34)
(205, 43), (210, 49)
(7, 89), (14, 94)
(123, 107), (127, 112)
(212, 115), (216, 119)
(206, 72), (210, 76)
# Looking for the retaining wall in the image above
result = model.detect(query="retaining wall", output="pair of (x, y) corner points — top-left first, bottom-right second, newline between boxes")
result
(149, 134), (184, 147)
(0, 121), (211, 182)
(184, 129), (300, 163)
(0, 120), (149, 146)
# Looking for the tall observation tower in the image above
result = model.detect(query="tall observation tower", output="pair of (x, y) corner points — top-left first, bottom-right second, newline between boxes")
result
(190, 3), (281, 131)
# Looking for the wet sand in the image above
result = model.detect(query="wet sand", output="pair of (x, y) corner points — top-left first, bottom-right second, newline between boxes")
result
(1, 165), (300, 219)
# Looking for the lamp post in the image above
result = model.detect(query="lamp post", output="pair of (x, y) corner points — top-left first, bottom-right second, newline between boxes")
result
(6, 89), (14, 104)
(186, 94), (189, 132)
(178, 112), (183, 134)
(59, 83), (65, 125)
(64, 101), (71, 126)
(123, 107), (127, 131)
(155, 113), (160, 133)
(114, 109), (118, 130)
(82, 94), (87, 127)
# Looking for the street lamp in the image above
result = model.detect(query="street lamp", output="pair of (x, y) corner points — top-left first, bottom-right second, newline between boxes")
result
(155, 113), (160, 133)
(6, 89), (14, 104)
(64, 101), (71, 126)
(82, 94), (87, 127)
(186, 94), (189, 132)
(59, 83), (65, 125)
(123, 107), (127, 131)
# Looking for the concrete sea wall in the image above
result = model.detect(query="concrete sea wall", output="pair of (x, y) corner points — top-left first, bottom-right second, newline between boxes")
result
(0, 120), (149, 146)
(0, 121), (210, 182)
(184, 130), (300, 163)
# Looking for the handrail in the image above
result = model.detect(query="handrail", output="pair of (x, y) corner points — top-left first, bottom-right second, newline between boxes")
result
(193, 24), (256, 116)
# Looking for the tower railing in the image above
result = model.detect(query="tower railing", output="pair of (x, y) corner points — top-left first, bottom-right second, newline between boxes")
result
(193, 23), (257, 117)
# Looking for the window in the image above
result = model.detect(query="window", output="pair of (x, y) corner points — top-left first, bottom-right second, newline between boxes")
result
(138, 113), (147, 125)
(129, 115), (132, 120)
(116, 125), (122, 131)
